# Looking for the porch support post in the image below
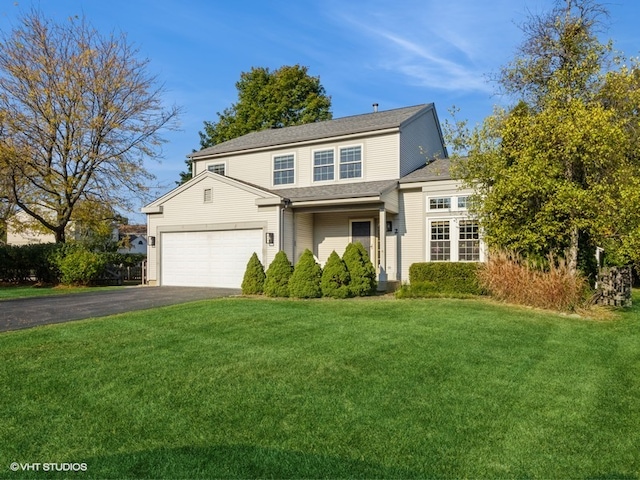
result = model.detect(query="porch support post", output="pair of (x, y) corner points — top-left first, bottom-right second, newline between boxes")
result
(378, 207), (387, 291)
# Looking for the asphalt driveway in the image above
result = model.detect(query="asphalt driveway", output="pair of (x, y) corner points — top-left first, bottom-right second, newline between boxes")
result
(0, 286), (240, 332)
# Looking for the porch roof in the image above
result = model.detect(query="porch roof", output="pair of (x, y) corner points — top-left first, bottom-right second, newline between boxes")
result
(273, 179), (398, 203)
(399, 158), (452, 183)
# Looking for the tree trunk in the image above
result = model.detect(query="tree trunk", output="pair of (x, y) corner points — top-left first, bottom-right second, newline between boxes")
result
(54, 226), (66, 243)
(567, 225), (579, 276)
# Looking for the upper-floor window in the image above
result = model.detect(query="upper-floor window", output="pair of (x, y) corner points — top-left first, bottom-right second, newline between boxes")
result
(429, 197), (451, 210)
(273, 154), (294, 185)
(313, 150), (334, 182)
(457, 196), (470, 209)
(207, 163), (226, 175)
(339, 146), (362, 179)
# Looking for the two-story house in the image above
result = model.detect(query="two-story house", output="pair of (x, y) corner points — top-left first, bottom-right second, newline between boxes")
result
(142, 103), (485, 289)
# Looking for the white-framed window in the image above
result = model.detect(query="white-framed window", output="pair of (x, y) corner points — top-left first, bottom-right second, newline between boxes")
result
(207, 163), (226, 175)
(339, 146), (362, 179)
(273, 154), (295, 185)
(313, 149), (334, 182)
(457, 196), (469, 209)
(203, 188), (213, 203)
(427, 218), (482, 262)
(430, 220), (451, 261)
(429, 197), (451, 210)
(458, 220), (480, 261)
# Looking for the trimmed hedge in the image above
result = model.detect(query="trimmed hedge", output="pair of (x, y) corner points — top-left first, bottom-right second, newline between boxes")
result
(0, 243), (61, 283)
(343, 242), (377, 296)
(321, 250), (351, 299)
(408, 262), (484, 295)
(0, 243), (146, 285)
(241, 252), (266, 295)
(288, 249), (322, 298)
(264, 250), (293, 297)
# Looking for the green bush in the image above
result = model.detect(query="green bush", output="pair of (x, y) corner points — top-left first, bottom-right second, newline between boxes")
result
(0, 243), (61, 283)
(408, 262), (484, 295)
(288, 249), (322, 298)
(343, 242), (377, 296)
(52, 246), (108, 286)
(321, 250), (351, 298)
(241, 252), (266, 295)
(264, 250), (293, 297)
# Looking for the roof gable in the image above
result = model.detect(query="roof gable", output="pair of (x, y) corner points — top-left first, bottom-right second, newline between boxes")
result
(190, 104), (433, 158)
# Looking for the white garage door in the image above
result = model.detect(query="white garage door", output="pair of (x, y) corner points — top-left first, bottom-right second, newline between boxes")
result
(161, 230), (263, 288)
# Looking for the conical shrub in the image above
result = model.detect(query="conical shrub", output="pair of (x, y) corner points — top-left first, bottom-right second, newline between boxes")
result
(241, 252), (265, 295)
(264, 250), (293, 297)
(343, 242), (377, 296)
(321, 250), (351, 298)
(288, 249), (322, 298)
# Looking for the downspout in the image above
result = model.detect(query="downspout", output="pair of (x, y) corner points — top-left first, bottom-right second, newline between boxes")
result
(279, 198), (291, 251)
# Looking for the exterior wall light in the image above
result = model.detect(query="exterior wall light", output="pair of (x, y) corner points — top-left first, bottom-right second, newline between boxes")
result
(266, 232), (274, 245)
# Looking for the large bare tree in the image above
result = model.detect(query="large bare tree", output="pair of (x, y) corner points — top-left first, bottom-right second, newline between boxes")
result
(0, 10), (180, 242)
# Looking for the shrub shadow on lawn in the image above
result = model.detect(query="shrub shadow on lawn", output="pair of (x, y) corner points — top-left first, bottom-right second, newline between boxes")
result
(82, 444), (420, 479)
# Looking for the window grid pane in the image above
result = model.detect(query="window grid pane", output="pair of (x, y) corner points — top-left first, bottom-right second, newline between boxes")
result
(429, 197), (451, 209)
(457, 196), (468, 209)
(314, 150), (334, 181)
(207, 164), (225, 175)
(430, 221), (450, 261)
(459, 220), (480, 261)
(274, 155), (294, 185)
(339, 146), (362, 179)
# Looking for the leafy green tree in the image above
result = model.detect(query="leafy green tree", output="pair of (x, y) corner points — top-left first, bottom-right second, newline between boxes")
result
(241, 252), (266, 295)
(288, 249), (322, 298)
(199, 64), (332, 149)
(449, 0), (640, 274)
(264, 250), (293, 297)
(0, 10), (180, 243)
(321, 250), (351, 299)
(343, 242), (377, 296)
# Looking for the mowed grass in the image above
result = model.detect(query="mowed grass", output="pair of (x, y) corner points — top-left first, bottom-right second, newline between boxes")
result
(1, 295), (639, 479)
(0, 285), (123, 300)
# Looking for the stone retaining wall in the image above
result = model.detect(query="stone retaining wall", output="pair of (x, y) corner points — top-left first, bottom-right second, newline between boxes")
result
(596, 266), (632, 307)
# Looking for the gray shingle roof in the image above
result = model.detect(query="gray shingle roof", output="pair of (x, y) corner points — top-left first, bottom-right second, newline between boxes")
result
(190, 104), (433, 158)
(273, 179), (398, 202)
(399, 158), (453, 183)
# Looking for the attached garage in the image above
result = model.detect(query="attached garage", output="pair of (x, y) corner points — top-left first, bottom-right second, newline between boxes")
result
(160, 229), (263, 288)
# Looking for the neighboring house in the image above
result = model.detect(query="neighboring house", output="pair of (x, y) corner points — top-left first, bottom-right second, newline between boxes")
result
(115, 225), (148, 255)
(7, 210), (58, 246)
(143, 104), (485, 289)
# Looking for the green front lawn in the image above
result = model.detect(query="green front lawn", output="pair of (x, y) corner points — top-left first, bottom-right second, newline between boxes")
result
(1, 295), (639, 478)
(0, 285), (124, 300)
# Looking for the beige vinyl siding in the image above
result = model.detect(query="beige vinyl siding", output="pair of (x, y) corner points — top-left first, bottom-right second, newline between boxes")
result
(398, 188), (426, 282)
(294, 212), (314, 263)
(146, 175), (279, 284)
(191, 130), (402, 192)
(399, 108), (446, 178)
(353, 134), (399, 181)
(313, 212), (352, 265)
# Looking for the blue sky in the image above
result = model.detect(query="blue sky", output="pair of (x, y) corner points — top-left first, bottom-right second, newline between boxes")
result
(1, 1), (638, 222)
